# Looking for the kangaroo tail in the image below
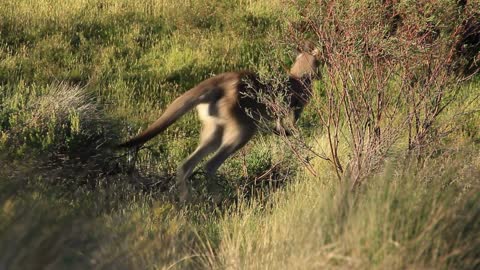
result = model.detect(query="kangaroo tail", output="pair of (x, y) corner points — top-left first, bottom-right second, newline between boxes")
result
(118, 85), (221, 148)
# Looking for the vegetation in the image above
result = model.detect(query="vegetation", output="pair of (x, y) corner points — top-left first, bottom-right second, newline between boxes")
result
(0, 0), (479, 269)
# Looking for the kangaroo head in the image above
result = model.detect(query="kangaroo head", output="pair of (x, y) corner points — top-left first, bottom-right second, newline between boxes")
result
(273, 42), (321, 136)
(290, 41), (321, 79)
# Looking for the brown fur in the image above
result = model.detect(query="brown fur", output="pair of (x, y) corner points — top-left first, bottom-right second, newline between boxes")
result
(119, 48), (320, 200)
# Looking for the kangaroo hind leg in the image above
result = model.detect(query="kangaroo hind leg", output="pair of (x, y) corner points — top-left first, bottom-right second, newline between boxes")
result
(204, 122), (256, 177)
(177, 120), (223, 201)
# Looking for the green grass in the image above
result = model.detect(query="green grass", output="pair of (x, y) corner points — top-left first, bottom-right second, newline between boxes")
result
(0, 0), (479, 269)
(0, 0), (295, 170)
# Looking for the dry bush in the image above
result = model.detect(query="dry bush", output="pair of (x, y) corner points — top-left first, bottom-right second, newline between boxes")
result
(284, 0), (479, 185)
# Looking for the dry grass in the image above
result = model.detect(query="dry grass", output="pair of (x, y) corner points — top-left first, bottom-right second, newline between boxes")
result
(204, 139), (480, 270)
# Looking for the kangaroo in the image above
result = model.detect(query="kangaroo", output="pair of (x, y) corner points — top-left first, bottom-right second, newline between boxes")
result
(119, 44), (320, 201)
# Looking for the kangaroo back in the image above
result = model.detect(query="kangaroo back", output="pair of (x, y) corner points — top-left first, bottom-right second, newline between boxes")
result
(118, 85), (220, 148)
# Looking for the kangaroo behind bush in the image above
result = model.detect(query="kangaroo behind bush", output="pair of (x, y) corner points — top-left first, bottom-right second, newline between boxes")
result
(119, 43), (320, 201)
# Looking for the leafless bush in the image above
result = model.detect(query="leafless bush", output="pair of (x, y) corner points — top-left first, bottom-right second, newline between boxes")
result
(242, 73), (321, 177)
(283, 0), (479, 185)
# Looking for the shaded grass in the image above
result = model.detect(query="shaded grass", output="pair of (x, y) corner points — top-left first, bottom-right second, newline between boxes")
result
(0, 171), (198, 269)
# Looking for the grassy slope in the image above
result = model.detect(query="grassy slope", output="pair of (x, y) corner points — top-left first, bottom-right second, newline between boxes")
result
(1, 1), (479, 269)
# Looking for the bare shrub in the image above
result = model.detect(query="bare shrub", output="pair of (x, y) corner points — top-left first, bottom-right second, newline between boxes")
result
(283, 0), (479, 185)
(240, 71), (322, 178)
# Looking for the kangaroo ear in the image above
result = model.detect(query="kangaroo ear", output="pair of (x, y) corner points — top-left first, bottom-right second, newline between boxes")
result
(294, 41), (321, 61)
(296, 40), (319, 55)
(294, 44), (302, 54)
(301, 40), (315, 53)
